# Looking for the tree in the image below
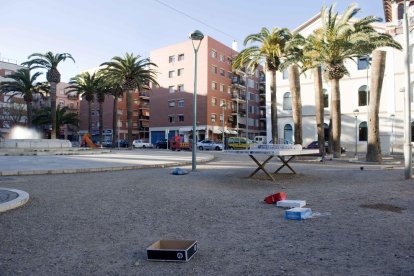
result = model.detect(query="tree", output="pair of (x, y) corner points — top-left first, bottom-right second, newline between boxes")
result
(22, 52), (75, 139)
(287, 65), (302, 145)
(366, 50), (386, 162)
(67, 72), (98, 135)
(305, 4), (401, 157)
(100, 53), (158, 147)
(0, 69), (48, 128)
(95, 75), (111, 145)
(32, 105), (79, 138)
(313, 67), (326, 155)
(233, 27), (297, 143)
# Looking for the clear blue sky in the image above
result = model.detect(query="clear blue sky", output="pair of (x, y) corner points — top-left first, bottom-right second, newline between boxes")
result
(1, 0), (384, 82)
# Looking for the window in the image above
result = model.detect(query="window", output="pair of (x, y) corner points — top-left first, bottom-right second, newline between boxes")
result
(178, 99), (184, 107)
(168, 100), (175, 107)
(283, 92), (292, 110)
(168, 70), (175, 78)
(212, 82), (217, 90)
(227, 87), (231, 94)
(282, 69), (288, 80)
(211, 97), (217, 106)
(177, 84), (184, 92)
(284, 124), (293, 143)
(220, 84), (224, 92)
(211, 114), (216, 123)
(178, 115), (184, 122)
(178, 68), (184, 76)
(211, 50), (217, 58)
(4, 70), (12, 76)
(178, 54), (184, 61)
(169, 86), (175, 93)
(220, 99), (225, 108)
(212, 66), (217, 74)
(358, 85), (369, 106)
(220, 114), (224, 122)
(220, 68), (225, 76)
(359, 122), (368, 141)
(357, 56), (370, 70)
(323, 89), (329, 108)
(227, 71), (232, 79)
(398, 3), (404, 20)
(168, 115), (175, 123)
(169, 55), (175, 63)
(219, 54), (225, 62)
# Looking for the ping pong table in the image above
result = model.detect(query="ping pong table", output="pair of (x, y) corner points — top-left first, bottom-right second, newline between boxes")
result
(225, 144), (319, 181)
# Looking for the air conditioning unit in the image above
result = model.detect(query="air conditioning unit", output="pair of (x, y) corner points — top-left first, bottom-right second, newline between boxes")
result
(211, 119), (216, 123)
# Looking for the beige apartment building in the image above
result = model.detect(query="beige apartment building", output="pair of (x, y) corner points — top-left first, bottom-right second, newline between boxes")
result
(149, 36), (266, 144)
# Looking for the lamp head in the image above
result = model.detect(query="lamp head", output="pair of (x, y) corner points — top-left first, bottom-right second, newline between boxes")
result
(353, 109), (359, 117)
(189, 30), (204, 41)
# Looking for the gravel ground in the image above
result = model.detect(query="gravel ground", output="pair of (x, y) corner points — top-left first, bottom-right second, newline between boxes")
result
(0, 153), (413, 275)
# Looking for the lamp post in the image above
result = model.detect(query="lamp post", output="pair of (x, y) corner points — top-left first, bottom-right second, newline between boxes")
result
(220, 102), (226, 150)
(390, 114), (395, 155)
(189, 30), (204, 172)
(353, 109), (359, 158)
(403, 0), (412, 179)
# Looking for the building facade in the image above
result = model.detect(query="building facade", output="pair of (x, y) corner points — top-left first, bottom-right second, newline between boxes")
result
(267, 1), (414, 155)
(149, 36), (266, 144)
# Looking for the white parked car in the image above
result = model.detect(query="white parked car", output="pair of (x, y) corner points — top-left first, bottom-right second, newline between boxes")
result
(132, 139), (153, 148)
(197, 140), (223, 151)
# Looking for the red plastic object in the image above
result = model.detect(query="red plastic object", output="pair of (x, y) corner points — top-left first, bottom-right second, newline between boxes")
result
(264, 192), (287, 204)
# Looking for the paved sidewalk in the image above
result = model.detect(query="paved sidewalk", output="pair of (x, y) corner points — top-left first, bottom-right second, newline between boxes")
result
(0, 149), (214, 176)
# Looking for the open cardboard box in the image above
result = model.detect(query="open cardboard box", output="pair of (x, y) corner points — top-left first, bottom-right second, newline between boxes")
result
(147, 240), (198, 262)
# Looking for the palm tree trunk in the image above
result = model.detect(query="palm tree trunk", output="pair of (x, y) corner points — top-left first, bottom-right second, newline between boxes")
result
(88, 100), (92, 135)
(112, 96), (118, 148)
(314, 67), (325, 155)
(26, 101), (32, 128)
(288, 65), (302, 145)
(99, 101), (104, 145)
(269, 70), (278, 143)
(330, 78), (342, 158)
(126, 89), (133, 148)
(366, 50), (386, 162)
(50, 82), (57, 139)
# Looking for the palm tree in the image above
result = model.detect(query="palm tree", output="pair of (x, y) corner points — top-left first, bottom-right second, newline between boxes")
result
(95, 76), (111, 145)
(32, 105), (79, 138)
(305, 4), (401, 157)
(233, 27), (296, 143)
(287, 65), (303, 145)
(67, 72), (98, 135)
(313, 67), (326, 155)
(22, 52), (75, 139)
(100, 53), (158, 147)
(366, 50), (387, 162)
(0, 69), (48, 128)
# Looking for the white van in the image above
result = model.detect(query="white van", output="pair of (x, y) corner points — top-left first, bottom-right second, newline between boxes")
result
(254, 136), (267, 144)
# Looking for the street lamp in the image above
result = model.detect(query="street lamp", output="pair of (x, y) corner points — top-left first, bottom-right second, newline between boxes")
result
(220, 102), (226, 150)
(403, 0), (412, 179)
(390, 114), (395, 155)
(189, 30), (204, 172)
(353, 109), (359, 158)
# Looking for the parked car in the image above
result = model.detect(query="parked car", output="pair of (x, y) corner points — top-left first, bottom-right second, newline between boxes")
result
(227, 137), (252, 150)
(305, 141), (346, 153)
(197, 140), (223, 151)
(114, 139), (129, 148)
(155, 139), (169, 149)
(132, 139), (153, 148)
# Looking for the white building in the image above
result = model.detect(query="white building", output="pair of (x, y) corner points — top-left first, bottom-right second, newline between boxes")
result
(266, 1), (414, 155)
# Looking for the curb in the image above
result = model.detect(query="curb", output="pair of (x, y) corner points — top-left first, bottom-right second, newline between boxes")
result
(0, 188), (30, 213)
(0, 155), (215, 176)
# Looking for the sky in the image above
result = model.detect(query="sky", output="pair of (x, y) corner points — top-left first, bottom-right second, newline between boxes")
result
(0, 0), (384, 82)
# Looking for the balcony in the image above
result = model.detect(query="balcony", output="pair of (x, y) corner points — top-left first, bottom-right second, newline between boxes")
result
(139, 115), (150, 121)
(139, 92), (150, 99)
(231, 92), (246, 102)
(139, 103), (149, 109)
(231, 75), (246, 89)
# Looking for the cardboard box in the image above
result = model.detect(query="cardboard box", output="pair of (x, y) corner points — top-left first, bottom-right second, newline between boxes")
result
(264, 192), (287, 204)
(276, 200), (306, 208)
(147, 240), (198, 262)
(285, 207), (312, 220)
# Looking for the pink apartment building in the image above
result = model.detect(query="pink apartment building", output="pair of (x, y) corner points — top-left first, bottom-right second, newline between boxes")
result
(149, 35), (266, 144)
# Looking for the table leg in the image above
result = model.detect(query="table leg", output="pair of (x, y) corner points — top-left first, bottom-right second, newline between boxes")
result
(248, 155), (275, 181)
(274, 156), (296, 174)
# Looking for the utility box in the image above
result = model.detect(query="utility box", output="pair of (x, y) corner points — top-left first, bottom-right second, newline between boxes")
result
(147, 240), (198, 262)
